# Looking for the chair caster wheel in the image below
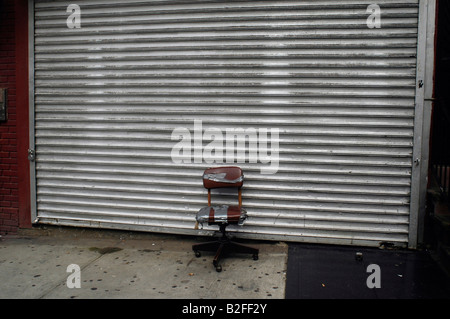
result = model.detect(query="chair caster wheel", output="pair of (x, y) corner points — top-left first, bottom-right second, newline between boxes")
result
(215, 265), (222, 272)
(253, 254), (259, 261)
(194, 251), (201, 258)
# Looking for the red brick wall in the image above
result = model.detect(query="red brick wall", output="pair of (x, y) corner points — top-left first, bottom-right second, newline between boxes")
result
(0, 0), (30, 235)
(0, 0), (19, 235)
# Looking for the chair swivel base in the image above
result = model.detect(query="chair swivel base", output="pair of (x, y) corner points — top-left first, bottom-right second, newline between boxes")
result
(192, 224), (259, 272)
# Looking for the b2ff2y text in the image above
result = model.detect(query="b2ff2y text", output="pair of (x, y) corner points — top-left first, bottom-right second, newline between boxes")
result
(182, 303), (267, 316)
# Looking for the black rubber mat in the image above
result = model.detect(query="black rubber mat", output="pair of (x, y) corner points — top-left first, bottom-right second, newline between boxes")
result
(285, 243), (450, 299)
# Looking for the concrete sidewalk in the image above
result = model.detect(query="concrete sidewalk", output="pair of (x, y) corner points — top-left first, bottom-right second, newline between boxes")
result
(0, 226), (287, 299)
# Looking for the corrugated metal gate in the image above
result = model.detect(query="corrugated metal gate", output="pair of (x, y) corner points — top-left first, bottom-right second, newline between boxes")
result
(32, 0), (422, 247)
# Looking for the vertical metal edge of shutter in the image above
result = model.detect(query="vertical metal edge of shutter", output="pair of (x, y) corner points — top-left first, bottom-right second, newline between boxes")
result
(33, 0), (422, 248)
(29, 0), (37, 224)
(408, 0), (436, 249)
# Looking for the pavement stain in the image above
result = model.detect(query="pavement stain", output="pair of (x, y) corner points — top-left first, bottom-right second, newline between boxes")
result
(88, 247), (123, 255)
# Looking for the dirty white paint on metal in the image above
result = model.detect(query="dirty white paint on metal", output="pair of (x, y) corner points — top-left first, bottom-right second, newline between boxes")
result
(32, 0), (421, 247)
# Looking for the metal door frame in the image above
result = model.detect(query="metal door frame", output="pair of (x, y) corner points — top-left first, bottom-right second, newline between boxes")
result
(409, 0), (436, 248)
(28, 0), (36, 224)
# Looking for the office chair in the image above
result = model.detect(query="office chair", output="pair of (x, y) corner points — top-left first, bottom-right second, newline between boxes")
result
(193, 166), (259, 272)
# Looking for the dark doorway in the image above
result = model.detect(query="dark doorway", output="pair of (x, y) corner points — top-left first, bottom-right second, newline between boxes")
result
(430, 1), (450, 205)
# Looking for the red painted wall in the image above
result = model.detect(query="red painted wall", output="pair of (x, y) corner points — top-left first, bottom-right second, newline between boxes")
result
(0, 0), (30, 235)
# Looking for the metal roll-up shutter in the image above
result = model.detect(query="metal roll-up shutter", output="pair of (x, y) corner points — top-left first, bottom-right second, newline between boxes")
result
(32, 0), (420, 247)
